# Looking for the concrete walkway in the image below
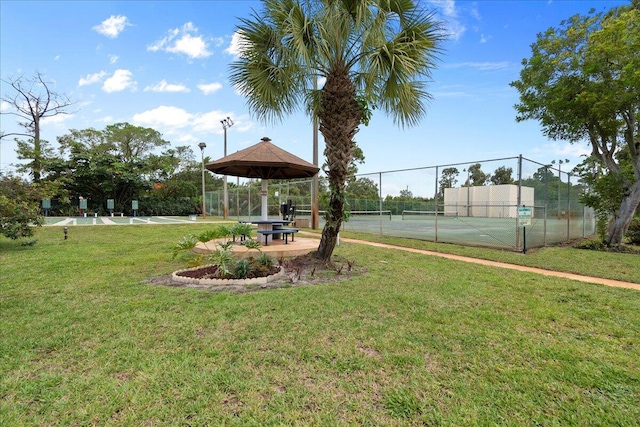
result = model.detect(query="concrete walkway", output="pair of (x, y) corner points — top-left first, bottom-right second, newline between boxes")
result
(334, 236), (640, 292)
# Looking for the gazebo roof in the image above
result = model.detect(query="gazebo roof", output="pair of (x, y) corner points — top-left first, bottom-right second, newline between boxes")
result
(205, 137), (319, 180)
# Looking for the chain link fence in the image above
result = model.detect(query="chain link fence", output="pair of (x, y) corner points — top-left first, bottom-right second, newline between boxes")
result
(205, 155), (595, 251)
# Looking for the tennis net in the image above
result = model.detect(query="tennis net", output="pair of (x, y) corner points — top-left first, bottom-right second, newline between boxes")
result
(401, 210), (457, 220)
(297, 209), (392, 220)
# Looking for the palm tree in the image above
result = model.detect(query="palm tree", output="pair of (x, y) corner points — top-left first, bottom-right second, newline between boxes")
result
(230, 0), (444, 261)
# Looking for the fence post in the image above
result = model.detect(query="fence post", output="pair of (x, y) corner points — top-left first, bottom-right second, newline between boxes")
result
(516, 155), (522, 251)
(435, 165), (439, 242)
(248, 184), (252, 221)
(379, 172), (383, 235)
(544, 166), (548, 246)
(566, 173), (571, 241)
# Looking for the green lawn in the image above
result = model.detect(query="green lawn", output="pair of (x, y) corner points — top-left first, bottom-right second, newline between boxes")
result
(1, 225), (639, 426)
(338, 231), (640, 284)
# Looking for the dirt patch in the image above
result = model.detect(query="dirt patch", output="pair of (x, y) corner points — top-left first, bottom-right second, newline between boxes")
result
(147, 253), (366, 293)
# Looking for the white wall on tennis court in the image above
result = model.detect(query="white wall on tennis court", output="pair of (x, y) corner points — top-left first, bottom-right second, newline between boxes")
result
(444, 185), (534, 218)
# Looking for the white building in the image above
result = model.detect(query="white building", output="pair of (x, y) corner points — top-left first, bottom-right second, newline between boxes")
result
(444, 184), (534, 218)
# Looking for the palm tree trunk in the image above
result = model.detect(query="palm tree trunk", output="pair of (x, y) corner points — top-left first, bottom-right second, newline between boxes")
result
(315, 65), (362, 262)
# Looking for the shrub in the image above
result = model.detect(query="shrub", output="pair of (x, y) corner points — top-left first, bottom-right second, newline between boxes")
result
(233, 259), (252, 279)
(231, 223), (253, 240)
(574, 238), (606, 251)
(208, 247), (234, 278)
(626, 217), (640, 246)
(0, 175), (45, 240)
(257, 252), (275, 269)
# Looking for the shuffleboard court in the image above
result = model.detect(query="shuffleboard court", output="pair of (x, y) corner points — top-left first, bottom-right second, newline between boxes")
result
(44, 216), (211, 226)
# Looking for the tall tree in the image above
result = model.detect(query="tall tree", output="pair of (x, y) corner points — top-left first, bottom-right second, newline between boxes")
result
(346, 177), (379, 200)
(466, 163), (489, 186)
(439, 167), (459, 198)
(490, 166), (515, 185)
(229, 0), (444, 261)
(0, 73), (75, 181)
(511, 4), (640, 245)
(53, 124), (171, 211)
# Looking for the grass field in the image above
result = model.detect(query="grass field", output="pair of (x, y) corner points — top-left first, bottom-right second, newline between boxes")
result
(1, 225), (639, 425)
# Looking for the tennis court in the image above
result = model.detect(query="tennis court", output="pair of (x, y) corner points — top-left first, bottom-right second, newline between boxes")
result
(296, 209), (594, 251)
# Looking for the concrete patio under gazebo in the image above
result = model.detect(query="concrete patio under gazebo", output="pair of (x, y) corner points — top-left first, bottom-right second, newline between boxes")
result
(193, 233), (319, 260)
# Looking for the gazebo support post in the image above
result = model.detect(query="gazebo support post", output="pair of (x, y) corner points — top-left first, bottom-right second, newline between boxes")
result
(261, 179), (268, 220)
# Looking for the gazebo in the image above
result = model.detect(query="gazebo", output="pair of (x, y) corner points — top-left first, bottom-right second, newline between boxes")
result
(205, 137), (319, 220)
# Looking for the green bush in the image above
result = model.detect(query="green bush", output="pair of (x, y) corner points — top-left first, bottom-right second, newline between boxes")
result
(0, 175), (45, 240)
(625, 217), (640, 246)
(233, 259), (252, 279)
(139, 196), (197, 216)
(574, 238), (607, 251)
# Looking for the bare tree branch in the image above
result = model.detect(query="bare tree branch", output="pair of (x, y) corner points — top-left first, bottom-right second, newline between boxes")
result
(0, 72), (76, 181)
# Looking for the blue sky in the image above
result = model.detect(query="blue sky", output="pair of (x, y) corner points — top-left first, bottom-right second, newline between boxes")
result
(0, 0), (627, 196)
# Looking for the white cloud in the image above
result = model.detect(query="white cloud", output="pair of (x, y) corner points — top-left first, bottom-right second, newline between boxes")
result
(176, 134), (198, 143)
(198, 82), (222, 95)
(102, 69), (137, 93)
(538, 142), (591, 159)
(225, 31), (244, 57)
(93, 15), (131, 38)
(144, 80), (190, 93)
(192, 111), (224, 133)
(432, 0), (457, 17)
(132, 105), (193, 128)
(0, 101), (11, 112)
(78, 71), (107, 87)
(108, 54), (119, 64)
(167, 34), (210, 58)
(41, 113), (74, 126)
(429, 1), (466, 41)
(131, 106), (246, 137)
(54, 55), (60, 61)
(444, 61), (509, 71)
(148, 22), (212, 59)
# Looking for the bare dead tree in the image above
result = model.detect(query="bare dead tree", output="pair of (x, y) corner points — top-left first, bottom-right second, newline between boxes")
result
(1, 72), (75, 181)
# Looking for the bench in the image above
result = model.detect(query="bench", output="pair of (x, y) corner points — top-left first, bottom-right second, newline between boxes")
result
(257, 228), (299, 245)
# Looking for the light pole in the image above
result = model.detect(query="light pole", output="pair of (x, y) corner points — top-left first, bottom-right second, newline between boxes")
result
(198, 142), (207, 218)
(220, 117), (234, 219)
(551, 159), (569, 216)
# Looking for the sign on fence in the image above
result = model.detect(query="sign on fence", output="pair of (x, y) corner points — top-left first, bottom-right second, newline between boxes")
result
(518, 206), (532, 227)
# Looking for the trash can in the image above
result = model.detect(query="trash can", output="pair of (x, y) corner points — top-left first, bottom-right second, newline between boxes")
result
(294, 218), (309, 228)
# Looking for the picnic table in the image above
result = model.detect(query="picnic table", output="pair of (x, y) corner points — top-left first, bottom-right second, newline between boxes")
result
(240, 219), (292, 243)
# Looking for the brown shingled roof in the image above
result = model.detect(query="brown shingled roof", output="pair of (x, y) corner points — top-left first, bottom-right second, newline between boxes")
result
(205, 137), (319, 179)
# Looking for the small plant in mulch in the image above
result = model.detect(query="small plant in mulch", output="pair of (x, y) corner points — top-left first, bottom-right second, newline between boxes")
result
(175, 256), (281, 280)
(172, 225), (280, 280)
